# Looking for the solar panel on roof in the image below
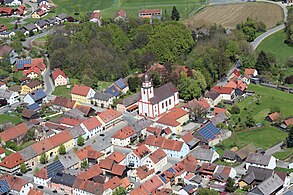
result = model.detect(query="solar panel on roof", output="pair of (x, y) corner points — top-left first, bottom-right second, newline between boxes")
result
(0, 180), (10, 194)
(197, 122), (220, 141)
(159, 175), (167, 183)
(167, 167), (175, 174)
(47, 160), (64, 178)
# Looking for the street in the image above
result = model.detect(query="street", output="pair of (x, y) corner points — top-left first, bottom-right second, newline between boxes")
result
(43, 58), (54, 95)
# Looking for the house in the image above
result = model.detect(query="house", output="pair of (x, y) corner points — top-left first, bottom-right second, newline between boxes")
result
(93, 91), (114, 108)
(17, 58), (46, 73)
(46, 17), (58, 26)
(105, 85), (120, 97)
(130, 176), (164, 195)
(245, 153), (276, 170)
(21, 80), (42, 94)
(23, 88), (46, 105)
(144, 149), (167, 172)
(51, 68), (68, 86)
(145, 135), (190, 158)
(155, 107), (189, 134)
(138, 73), (179, 118)
(75, 145), (104, 165)
(116, 92), (140, 113)
(266, 112), (280, 122)
(205, 90), (221, 107)
(212, 86), (235, 102)
(28, 188), (43, 195)
(71, 85), (95, 104)
(76, 164), (103, 180)
(138, 9), (162, 19)
(96, 108), (122, 129)
(51, 96), (77, 111)
(143, 126), (172, 138)
(0, 45), (13, 61)
(130, 165), (155, 183)
(222, 150), (237, 163)
(244, 68), (258, 77)
(80, 117), (102, 138)
(225, 79), (247, 96)
(50, 172), (76, 194)
(181, 130), (200, 150)
(23, 66), (42, 79)
(190, 147), (219, 163)
(0, 147), (5, 159)
(0, 89), (19, 105)
(193, 122), (222, 146)
(212, 165), (237, 184)
(114, 9), (126, 21)
(0, 123), (29, 144)
(280, 118), (293, 129)
(33, 160), (64, 187)
(73, 177), (104, 195)
(0, 174), (33, 195)
(182, 98), (210, 114)
(199, 162), (218, 179)
(0, 152), (24, 173)
(111, 125), (136, 147)
(22, 23), (38, 35)
(249, 173), (284, 195)
(99, 158), (127, 177)
(22, 109), (38, 120)
(114, 78), (129, 94)
(56, 13), (67, 23)
(126, 144), (151, 168)
(227, 69), (241, 81)
(90, 10), (102, 26)
(236, 144), (257, 162)
(5, 0), (22, 6)
(0, 23), (7, 32)
(32, 9), (46, 18)
(108, 151), (126, 165)
(35, 19), (48, 30)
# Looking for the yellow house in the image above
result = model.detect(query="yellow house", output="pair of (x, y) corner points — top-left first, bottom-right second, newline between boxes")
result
(21, 80), (42, 94)
(71, 85), (95, 104)
(31, 11), (41, 18)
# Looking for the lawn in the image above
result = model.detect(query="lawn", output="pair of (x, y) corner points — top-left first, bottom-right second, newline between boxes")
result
(97, 81), (112, 91)
(216, 126), (288, 156)
(0, 114), (23, 125)
(52, 0), (203, 19)
(257, 30), (293, 64)
(229, 84), (293, 124)
(17, 140), (36, 151)
(52, 86), (72, 99)
(273, 148), (293, 160)
(1, 17), (18, 30)
(185, 2), (284, 29)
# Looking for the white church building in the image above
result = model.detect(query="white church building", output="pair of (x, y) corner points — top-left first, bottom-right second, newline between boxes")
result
(138, 73), (179, 118)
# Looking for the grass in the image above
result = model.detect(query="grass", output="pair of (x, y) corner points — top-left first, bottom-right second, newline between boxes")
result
(97, 81), (112, 91)
(0, 17), (17, 30)
(52, 86), (72, 99)
(275, 167), (293, 174)
(4, 148), (13, 156)
(257, 31), (293, 64)
(229, 84), (293, 124)
(0, 114), (22, 125)
(185, 2), (284, 29)
(17, 140), (36, 151)
(52, 0), (203, 19)
(216, 126), (288, 156)
(273, 148), (293, 160)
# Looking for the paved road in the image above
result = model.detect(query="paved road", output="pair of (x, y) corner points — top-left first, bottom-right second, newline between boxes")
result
(265, 142), (283, 156)
(22, 30), (54, 48)
(43, 58), (54, 95)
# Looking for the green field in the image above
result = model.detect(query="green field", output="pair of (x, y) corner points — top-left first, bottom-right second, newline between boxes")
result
(229, 84), (293, 124)
(52, 86), (72, 99)
(0, 114), (22, 125)
(52, 0), (203, 19)
(257, 30), (293, 64)
(216, 126), (288, 155)
(273, 148), (293, 160)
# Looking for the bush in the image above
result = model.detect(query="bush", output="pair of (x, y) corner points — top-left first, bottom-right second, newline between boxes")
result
(284, 75), (293, 84)
(230, 105), (240, 114)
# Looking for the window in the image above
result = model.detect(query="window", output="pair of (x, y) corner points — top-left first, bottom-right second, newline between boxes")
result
(165, 101), (167, 107)
(162, 102), (164, 109)
(169, 99), (171, 105)
(143, 90), (145, 94)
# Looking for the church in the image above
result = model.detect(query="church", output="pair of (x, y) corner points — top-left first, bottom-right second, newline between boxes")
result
(138, 73), (179, 118)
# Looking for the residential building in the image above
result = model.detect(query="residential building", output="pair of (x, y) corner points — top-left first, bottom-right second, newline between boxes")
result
(0, 152), (24, 174)
(90, 10), (102, 26)
(5, 0), (22, 6)
(75, 145), (104, 165)
(126, 144), (151, 168)
(190, 147), (219, 163)
(212, 86), (235, 102)
(93, 91), (114, 108)
(114, 78), (129, 94)
(130, 176), (164, 195)
(250, 173), (284, 195)
(32, 9), (46, 18)
(111, 125), (136, 147)
(56, 13), (67, 23)
(71, 85), (95, 104)
(21, 80), (42, 94)
(116, 92), (140, 113)
(73, 177), (104, 195)
(23, 88), (46, 105)
(96, 108), (122, 129)
(212, 165), (237, 184)
(193, 122), (222, 146)
(244, 68), (258, 77)
(51, 68), (68, 86)
(138, 9), (162, 19)
(138, 73), (179, 118)
(236, 144), (257, 162)
(0, 123), (29, 144)
(114, 9), (126, 21)
(0, 89), (19, 105)
(144, 149), (167, 172)
(245, 153), (277, 170)
(199, 162), (218, 179)
(50, 172), (76, 194)
(0, 174), (33, 195)
(51, 96), (77, 111)
(80, 117), (102, 138)
(205, 90), (221, 107)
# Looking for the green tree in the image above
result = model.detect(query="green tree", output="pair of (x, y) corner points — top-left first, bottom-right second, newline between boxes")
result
(27, 129), (35, 141)
(113, 186), (126, 195)
(171, 6), (180, 21)
(15, 31), (25, 41)
(128, 76), (140, 93)
(225, 177), (235, 192)
(81, 159), (89, 169)
(197, 188), (219, 195)
(29, 30), (34, 37)
(11, 40), (22, 52)
(255, 51), (270, 74)
(6, 141), (17, 151)
(20, 162), (27, 173)
(287, 126), (293, 148)
(54, 155), (59, 161)
(77, 135), (85, 146)
(58, 144), (66, 155)
(178, 73), (201, 101)
(39, 152), (47, 164)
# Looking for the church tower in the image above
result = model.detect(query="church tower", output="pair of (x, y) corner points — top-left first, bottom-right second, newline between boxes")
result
(141, 73), (154, 102)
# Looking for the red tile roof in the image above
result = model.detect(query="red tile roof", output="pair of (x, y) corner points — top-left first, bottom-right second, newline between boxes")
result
(0, 123), (29, 142)
(73, 177), (103, 194)
(284, 118), (293, 126)
(133, 144), (151, 159)
(199, 162), (217, 175)
(112, 126), (135, 140)
(244, 68), (256, 76)
(0, 147), (5, 154)
(268, 112), (280, 121)
(103, 176), (121, 190)
(0, 152), (24, 169)
(111, 164), (126, 176)
(34, 167), (47, 179)
(99, 159), (115, 170)
(23, 66), (41, 76)
(75, 145), (103, 160)
(213, 107), (227, 115)
(233, 69), (241, 77)
(52, 68), (67, 80)
(116, 9), (126, 17)
(213, 86), (233, 94)
(149, 149), (166, 164)
(31, 58), (46, 71)
(0, 174), (29, 192)
(97, 108), (122, 124)
(71, 85), (91, 96)
(145, 135), (184, 151)
(136, 166), (154, 180)
(156, 108), (188, 127)
(28, 188), (43, 195)
(51, 96), (76, 109)
(77, 164), (103, 180)
(131, 176), (163, 195)
(0, 7), (12, 15)
(121, 177), (130, 189)
(107, 151), (126, 163)
(82, 117), (102, 131)
(199, 98), (210, 110)
(60, 117), (83, 127)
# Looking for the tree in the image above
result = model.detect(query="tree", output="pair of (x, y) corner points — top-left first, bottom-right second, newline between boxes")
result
(27, 129), (35, 141)
(197, 188), (218, 195)
(230, 105), (240, 114)
(128, 76), (140, 93)
(29, 30), (34, 37)
(178, 73), (201, 101)
(77, 135), (85, 146)
(58, 144), (66, 155)
(15, 31), (25, 41)
(6, 141), (17, 151)
(113, 186), (126, 195)
(81, 159), (89, 169)
(171, 6), (180, 21)
(255, 51), (270, 74)
(54, 155), (59, 161)
(225, 177), (235, 192)
(39, 152), (47, 164)
(11, 40), (22, 52)
(287, 126), (293, 148)
(20, 162), (27, 173)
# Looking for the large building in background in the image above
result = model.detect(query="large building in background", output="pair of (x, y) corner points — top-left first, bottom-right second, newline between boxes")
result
(138, 73), (179, 118)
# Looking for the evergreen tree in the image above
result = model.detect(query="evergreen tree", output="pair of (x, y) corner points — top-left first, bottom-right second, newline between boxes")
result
(20, 162), (27, 174)
(287, 126), (293, 148)
(171, 6), (180, 21)
(58, 144), (66, 155)
(225, 177), (235, 192)
(255, 51), (270, 74)
(77, 135), (85, 146)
